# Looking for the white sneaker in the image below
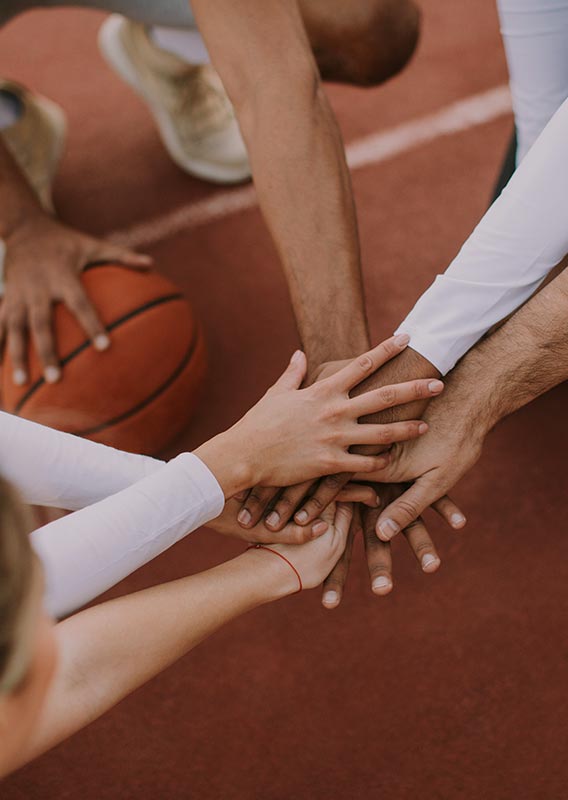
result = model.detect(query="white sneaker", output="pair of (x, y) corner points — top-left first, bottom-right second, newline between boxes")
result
(98, 15), (251, 185)
(0, 80), (66, 211)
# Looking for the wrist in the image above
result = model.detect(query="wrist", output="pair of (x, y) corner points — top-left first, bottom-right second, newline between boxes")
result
(0, 198), (46, 242)
(238, 548), (299, 603)
(194, 430), (254, 499)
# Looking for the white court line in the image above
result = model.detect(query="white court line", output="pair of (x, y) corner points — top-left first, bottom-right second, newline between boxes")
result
(109, 84), (512, 249)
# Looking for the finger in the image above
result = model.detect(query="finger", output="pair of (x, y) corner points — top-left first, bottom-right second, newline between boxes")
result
(269, 350), (307, 392)
(321, 522), (355, 609)
(362, 507), (393, 595)
(332, 501), (354, 550)
(375, 478), (437, 542)
(89, 244), (153, 270)
(348, 378), (444, 417)
(232, 489), (249, 503)
(348, 420), (428, 447)
(335, 483), (379, 507)
(265, 479), (313, 531)
(403, 518), (441, 573)
(28, 301), (60, 383)
(293, 472), (351, 526)
(340, 452), (392, 475)
(329, 333), (410, 393)
(432, 495), (467, 530)
(248, 517), (329, 545)
(6, 308), (29, 385)
(61, 282), (110, 351)
(237, 485), (280, 528)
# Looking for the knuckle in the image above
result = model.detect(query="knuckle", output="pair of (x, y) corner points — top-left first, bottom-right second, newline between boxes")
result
(369, 565), (390, 579)
(294, 528), (311, 544)
(379, 386), (396, 406)
(323, 473), (342, 491)
(275, 496), (294, 513)
(357, 354), (374, 372)
(307, 495), (324, 513)
(396, 498), (420, 520)
(414, 381), (426, 400)
(324, 575), (345, 591)
(413, 540), (433, 556)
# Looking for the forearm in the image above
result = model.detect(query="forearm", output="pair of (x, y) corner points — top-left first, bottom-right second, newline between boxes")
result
(0, 138), (44, 238)
(0, 412), (163, 510)
(442, 265), (568, 431)
(18, 550), (294, 769)
(191, 0), (369, 372)
(241, 86), (369, 368)
(32, 453), (224, 619)
(396, 95), (568, 376)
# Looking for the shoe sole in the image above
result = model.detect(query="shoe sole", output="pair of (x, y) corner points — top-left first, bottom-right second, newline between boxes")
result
(98, 15), (252, 185)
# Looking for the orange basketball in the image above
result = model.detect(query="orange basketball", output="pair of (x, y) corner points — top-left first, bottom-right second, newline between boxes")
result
(1, 264), (207, 455)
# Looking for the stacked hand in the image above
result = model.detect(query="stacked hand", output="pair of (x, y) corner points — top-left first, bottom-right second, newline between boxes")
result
(230, 338), (468, 606)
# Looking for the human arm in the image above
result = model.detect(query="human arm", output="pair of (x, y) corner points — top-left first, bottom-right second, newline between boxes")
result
(0, 410), (163, 510)
(0, 139), (151, 385)
(31, 341), (430, 617)
(374, 263), (568, 539)
(394, 94), (568, 376)
(14, 503), (352, 772)
(190, 0), (369, 369)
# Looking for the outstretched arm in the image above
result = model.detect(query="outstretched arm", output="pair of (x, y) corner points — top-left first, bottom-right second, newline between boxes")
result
(190, 0), (369, 369)
(374, 262), (568, 539)
(13, 503), (352, 775)
(0, 411), (163, 511)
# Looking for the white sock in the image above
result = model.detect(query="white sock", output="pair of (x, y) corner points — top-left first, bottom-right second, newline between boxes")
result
(0, 90), (22, 130)
(150, 26), (210, 64)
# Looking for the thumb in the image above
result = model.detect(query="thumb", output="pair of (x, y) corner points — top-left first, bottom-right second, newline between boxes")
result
(271, 350), (307, 392)
(375, 476), (438, 542)
(87, 242), (154, 271)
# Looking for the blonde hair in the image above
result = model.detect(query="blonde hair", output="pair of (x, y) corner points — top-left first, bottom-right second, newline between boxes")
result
(0, 477), (35, 694)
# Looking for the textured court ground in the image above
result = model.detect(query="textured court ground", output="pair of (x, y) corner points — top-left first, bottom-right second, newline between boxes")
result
(2, 2), (568, 798)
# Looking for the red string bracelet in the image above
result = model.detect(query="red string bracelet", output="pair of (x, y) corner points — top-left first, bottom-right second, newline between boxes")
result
(246, 544), (303, 594)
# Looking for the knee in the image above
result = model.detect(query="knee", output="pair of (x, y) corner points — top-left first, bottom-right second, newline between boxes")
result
(308, 0), (421, 88)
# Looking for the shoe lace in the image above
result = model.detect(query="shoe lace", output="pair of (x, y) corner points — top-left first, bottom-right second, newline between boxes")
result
(169, 66), (234, 141)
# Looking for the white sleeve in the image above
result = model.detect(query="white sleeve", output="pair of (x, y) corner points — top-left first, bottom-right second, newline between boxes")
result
(0, 411), (164, 510)
(31, 452), (225, 619)
(395, 94), (568, 375)
(497, 0), (568, 164)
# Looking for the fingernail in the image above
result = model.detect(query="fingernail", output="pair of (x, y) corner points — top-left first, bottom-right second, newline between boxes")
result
(451, 513), (466, 528)
(291, 350), (303, 364)
(295, 510), (309, 524)
(428, 380), (444, 393)
(394, 333), (410, 347)
(265, 511), (280, 528)
(13, 368), (27, 386)
(372, 575), (392, 592)
(94, 334), (110, 351)
(311, 520), (328, 537)
(418, 423), (428, 434)
(44, 366), (61, 384)
(375, 495), (381, 506)
(422, 553), (440, 571)
(323, 590), (339, 607)
(238, 509), (252, 527)
(378, 519), (399, 540)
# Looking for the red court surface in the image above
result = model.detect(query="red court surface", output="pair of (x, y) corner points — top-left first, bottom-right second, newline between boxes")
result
(2, 3), (568, 799)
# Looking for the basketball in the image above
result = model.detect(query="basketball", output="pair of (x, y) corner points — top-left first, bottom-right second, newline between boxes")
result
(1, 264), (207, 455)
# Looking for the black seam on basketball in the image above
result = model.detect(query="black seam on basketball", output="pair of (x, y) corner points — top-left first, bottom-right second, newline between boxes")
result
(75, 328), (201, 437)
(14, 293), (185, 413)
